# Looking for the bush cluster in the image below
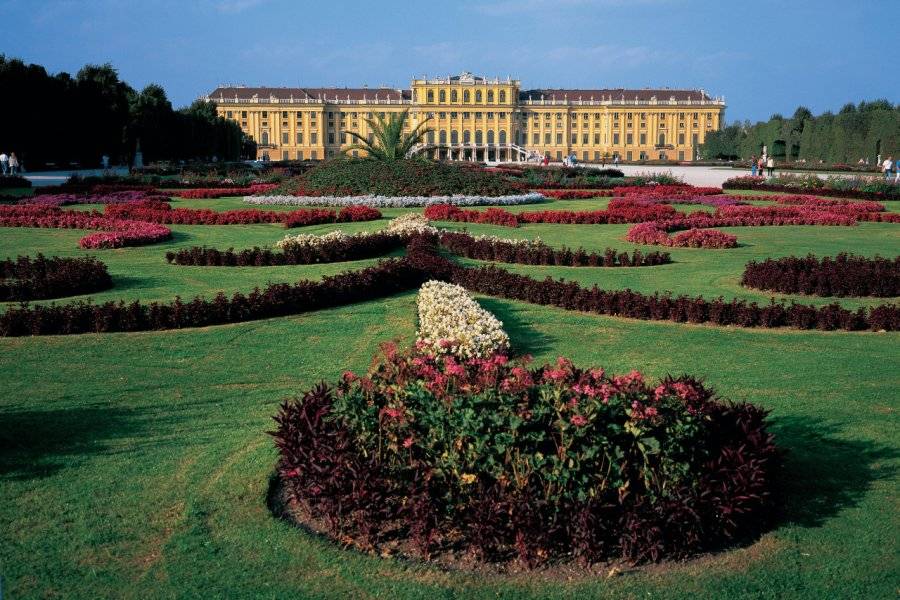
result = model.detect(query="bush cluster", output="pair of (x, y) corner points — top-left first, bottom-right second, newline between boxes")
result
(626, 223), (738, 249)
(18, 190), (169, 207)
(166, 232), (407, 267)
(273, 345), (780, 565)
(438, 231), (671, 267)
(741, 254), (900, 297)
(174, 184), (278, 198)
(270, 159), (524, 197)
(496, 165), (627, 189)
(722, 175), (900, 201)
(0, 254), (112, 301)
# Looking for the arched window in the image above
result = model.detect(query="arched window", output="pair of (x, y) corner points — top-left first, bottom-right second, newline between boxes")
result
(451, 90), (457, 102)
(499, 91), (506, 103)
(463, 130), (471, 144)
(427, 131), (435, 144)
(499, 130), (507, 144)
(427, 90), (434, 103)
(463, 90), (470, 103)
(487, 91), (494, 103)
(439, 90), (446, 103)
(487, 130), (495, 144)
(439, 130), (447, 144)
(475, 90), (482, 103)
(451, 130), (459, 144)
(475, 130), (483, 144)
(261, 131), (269, 145)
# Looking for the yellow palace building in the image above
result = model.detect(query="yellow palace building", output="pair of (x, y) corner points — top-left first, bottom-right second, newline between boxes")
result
(205, 72), (725, 163)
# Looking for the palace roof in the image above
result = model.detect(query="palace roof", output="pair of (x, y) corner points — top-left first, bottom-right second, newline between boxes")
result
(519, 89), (712, 102)
(208, 86), (411, 102)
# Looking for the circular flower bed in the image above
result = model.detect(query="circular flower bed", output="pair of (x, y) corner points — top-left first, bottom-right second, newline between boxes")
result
(272, 344), (781, 568)
(0, 254), (112, 301)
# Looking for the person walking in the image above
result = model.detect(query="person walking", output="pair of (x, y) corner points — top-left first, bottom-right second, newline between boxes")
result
(750, 155), (758, 176)
(757, 156), (765, 177)
(882, 156), (894, 181)
(0, 152), (8, 175)
(894, 157), (900, 183)
(766, 156), (775, 177)
(8, 153), (19, 175)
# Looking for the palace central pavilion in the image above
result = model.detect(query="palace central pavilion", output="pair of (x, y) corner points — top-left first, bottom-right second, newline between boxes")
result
(205, 72), (725, 163)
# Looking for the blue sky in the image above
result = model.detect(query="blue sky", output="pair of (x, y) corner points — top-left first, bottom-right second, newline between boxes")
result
(1, 0), (896, 123)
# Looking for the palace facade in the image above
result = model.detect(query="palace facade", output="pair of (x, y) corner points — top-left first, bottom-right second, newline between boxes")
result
(205, 72), (725, 163)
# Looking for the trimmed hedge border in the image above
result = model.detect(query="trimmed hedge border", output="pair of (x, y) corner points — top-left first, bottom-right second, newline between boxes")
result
(165, 232), (407, 267)
(722, 178), (900, 201)
(438, 231), (671, 267)
(1, 254), (112, 301)
(243, 192), (546, 208)
(741, 254), (900, 298)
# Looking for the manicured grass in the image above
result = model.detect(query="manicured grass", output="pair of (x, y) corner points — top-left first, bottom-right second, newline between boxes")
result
(1, 195), (898, 599)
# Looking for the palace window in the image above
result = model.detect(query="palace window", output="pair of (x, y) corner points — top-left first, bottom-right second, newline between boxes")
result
(450, 112), (457, 118)
(451, 90), (457, 102)
(487, 130), (494, 144)
(487, 112), (494, 119)
(626, 133), (633, 145)
(499, 130), (506, 144)
(463, 112), (470, 119)
(499, 91), (506, 103)
(261, 131), (269, 145)
(658, 133), (666, 145)
(626, 113), (632, 121)
(640, 112), (646, 120)
(692, 133), (699, 146)
(427, 90), (434, 103)
(627, 151), (633, 160)
(487, 91), (494, 103)
(311, 133), (317, 144)
(533, 133), (539, 144)
(241, 111), (247, 118)
(298, 150), (304, 160)
(282, 132), (289, 144)
(296, 132), (303, 144)
(463, 90), (470, 102)
(427, 131), (435, 144)
(555, 112), (562, 118)
(571, 133), (577, 144)
(282, 111), (288, 118)
(499, 112), (506, 120)
(475, 130), (483, 144)
(613, 133), (620, 144)
(282, 150), (288, 160)
(594, 151), (600, 160)
(678, 150), (684, 160)
(639, 151), (646, 160)
(583, 113), (588, 120)
(342, 133), (348, 144)
(463, 131), (471, 143)
(475, 112), (482, 119)
(556, 133), (562, 144)
(475, 91), (482, 103)
(613, 112), (619, 120)
(678, 133), (685, 145)
(544, 133), (550, 144)
(241, 121), (246, 127)
(439, 112), (446, 118)
(451, 131), (459, 144)
(594, 113), (600, 119)
(226, 111), (233, 119)
(310, 150), (317, 159)
(582, 133), (588, 144)
(439, 90), (446, 102)
(262, 111), (268, 118)
(594, 133), (600, 144)
(328, 133), (335, 144)
(439, 130), (447, 144)
(639, 133), (646, 145)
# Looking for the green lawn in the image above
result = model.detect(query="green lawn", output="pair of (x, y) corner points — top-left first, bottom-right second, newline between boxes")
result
(1, 194), (898, 599)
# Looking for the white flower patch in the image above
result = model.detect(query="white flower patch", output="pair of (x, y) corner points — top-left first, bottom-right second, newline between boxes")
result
(416, 281), (510, 360)
(274, 214), (438, 250)
(244, 192), (546, 208)
(466, 234), (545, 248)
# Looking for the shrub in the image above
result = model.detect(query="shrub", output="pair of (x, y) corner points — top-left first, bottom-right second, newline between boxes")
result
(273, 345), (780, 565)
(438, 231), (671, 267)
(722, 175), (900, 201)
(741, 254), (900, 297)
(18, 190), (168, 207)
(174, 184), (278, 198)
(0, 175), (31, 189)
(268, 159), (524, 197)
(0, 254), (112, 300)
(245, 192), (546, 208)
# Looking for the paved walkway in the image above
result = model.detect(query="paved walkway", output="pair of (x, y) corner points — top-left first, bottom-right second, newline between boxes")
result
(21, 167), (129, 187)
(583, 164), (875, 187)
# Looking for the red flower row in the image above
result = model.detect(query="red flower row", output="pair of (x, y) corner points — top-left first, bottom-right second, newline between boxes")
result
(423, 203), (680, 228)
(626, 223), (738, 249)
(173, 184), (278, 198)
(534, 189), (614, 199)
(105, 201), (381, 228)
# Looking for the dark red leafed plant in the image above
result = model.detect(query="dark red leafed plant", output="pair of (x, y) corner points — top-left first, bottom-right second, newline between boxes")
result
(741, 253), (900, 297)
(271, 346), (782, 566)
(0, 254), (112, 301)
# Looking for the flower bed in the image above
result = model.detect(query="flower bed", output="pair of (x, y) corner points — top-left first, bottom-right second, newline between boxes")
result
(173, 184), (278, 198)
(424, 203), (681, 228)
(423, 205), (520, 227)
(415, 280), (510, 359)
(0, 254), (112, 301)
(272, 345), (780, 566)
(18, 190), (169, 207)
(534, 189), (613, 199)
(104, 200), (381, 228)
(0, 258), (427, 336)
(626, 223), (738, 249)
(0, 205), (172, 249)
(741, 254), (900, 297)
(244, 192), (546, 208)
(439, 231), (671, 266)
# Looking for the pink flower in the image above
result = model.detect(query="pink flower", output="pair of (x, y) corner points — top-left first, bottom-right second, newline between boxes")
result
(570, 414), (588, 427)
(380, 406), (404, 421)
(402, 436), (414, 448)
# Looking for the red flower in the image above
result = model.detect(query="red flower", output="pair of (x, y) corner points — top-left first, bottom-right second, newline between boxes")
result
(570, 414), (588, 427)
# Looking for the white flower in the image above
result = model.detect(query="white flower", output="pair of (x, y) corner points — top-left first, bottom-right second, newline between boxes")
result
(274, 214), (438, 249)
(415, 281), (510, 360)
(244, 192), (545, 208)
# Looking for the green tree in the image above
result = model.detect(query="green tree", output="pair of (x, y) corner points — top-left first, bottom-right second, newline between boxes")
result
(344, 109), (433, 160)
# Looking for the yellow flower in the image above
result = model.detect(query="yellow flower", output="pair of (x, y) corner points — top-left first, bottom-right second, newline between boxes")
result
(460, 473), (477, 485)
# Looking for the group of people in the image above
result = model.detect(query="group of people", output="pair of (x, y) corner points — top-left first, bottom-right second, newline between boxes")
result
(0, 152), (20, 175)
(750, 155), (776, 178)
(882, 156), (900, 182)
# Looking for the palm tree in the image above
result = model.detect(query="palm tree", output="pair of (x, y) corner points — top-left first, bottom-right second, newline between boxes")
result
(344, 109), (433, 160)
